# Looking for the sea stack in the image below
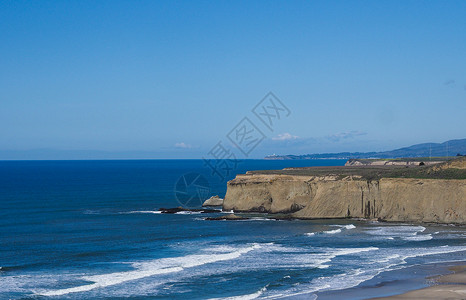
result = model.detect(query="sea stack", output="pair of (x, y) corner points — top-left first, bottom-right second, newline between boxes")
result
(202, 195), (224, 206)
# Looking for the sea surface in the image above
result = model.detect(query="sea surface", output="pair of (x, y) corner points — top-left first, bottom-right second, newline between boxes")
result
(0, 159), (465, 299)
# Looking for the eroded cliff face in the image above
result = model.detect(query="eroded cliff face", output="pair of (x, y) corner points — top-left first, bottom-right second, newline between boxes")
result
(223, 174), (466, 224)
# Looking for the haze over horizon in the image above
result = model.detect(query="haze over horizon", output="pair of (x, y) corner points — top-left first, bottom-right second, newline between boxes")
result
(1, 1), (465, 159)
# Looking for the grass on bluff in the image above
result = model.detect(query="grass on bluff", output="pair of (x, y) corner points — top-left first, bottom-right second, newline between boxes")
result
(348, 157), (454, 163)
(249, 157), (466, 180)
(383, 166), (466, 180)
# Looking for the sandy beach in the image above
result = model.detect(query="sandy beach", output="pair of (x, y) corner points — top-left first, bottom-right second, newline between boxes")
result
(371, 265), (466, 299)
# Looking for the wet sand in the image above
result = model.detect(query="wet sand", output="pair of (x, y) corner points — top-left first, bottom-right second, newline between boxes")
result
(371, 265), (466, 299)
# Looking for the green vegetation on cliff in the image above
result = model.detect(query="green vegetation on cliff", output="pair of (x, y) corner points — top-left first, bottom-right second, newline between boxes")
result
(250, 157), (466, 180)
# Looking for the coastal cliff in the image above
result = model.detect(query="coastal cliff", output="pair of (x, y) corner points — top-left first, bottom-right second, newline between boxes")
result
(223, 158), (466, 224)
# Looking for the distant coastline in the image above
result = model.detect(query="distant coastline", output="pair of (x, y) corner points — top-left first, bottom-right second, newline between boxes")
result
(265, 138), (466, 160)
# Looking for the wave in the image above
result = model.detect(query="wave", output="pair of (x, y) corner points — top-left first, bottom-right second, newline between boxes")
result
(305, 224), (356, 236)
(343, 224), (356, 229)
(20, 241), (466, 299)
(36, 244), (262, 297)
(402, 234), (433, 241)
(83, 210), (101, 215)
(323, 228), (342, 234)
(305, 247), (379, 269)
(256, 245), (466, 299)
(21, 225), (466, 299)
(236, 267), (376, 299)
(395, 245), (466, 263)
(120, 210), (162, 214)
(210, 285), (268, 300)
(340, 246), (466, 290)
(175, 211), (202, 215)
(322, 247), (378, 266)
(365, 225), (432, 241)
(238, 245), (380, 272)
(241, 217), (275, 222)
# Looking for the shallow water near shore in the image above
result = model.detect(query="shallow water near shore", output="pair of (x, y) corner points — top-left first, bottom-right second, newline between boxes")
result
(1, 160), (465, 299)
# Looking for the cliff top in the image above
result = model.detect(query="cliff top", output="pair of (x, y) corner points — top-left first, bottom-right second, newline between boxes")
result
(248, 157), (466, 180)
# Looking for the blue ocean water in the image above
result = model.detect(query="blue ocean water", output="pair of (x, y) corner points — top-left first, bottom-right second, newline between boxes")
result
(0, 159), (465, 299)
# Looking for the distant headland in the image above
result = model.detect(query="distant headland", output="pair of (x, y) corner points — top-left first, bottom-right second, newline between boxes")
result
(265, 138), (466, 160)
(223, 156), (466, 224)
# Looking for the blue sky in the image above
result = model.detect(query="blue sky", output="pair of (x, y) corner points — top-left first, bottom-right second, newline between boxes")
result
(1, 0), (465, 159)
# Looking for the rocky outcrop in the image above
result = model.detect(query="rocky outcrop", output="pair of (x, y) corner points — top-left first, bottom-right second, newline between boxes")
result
(202, 195), (224, 206)
(223, 174), (466, 224)
(159, 207), (221, 214)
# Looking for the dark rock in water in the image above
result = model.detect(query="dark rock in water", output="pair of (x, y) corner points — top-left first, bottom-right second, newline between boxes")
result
(158, 207), (184, 214)
(158, 207), (221, 214)
(205, 214), (249, 221)
(268, 214), (296, 221)
(199, 208), (222, 213)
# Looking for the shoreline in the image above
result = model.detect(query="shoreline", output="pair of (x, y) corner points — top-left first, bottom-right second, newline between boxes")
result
(210, 211), (466, 226)
(310, 260), (466, 300)
(369, 263), (466, 300)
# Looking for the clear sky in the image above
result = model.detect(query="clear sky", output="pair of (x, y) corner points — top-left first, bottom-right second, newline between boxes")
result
(1, 0), (465, 159)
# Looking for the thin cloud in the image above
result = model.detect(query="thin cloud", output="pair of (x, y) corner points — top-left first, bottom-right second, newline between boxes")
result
(174, 142), (193, 149)
(327, 131), (367, 142)
(272, 133), (299, 141)
(444, 79), (456, 87)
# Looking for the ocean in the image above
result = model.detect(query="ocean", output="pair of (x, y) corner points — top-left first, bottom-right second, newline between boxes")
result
(0, 159), (465, 299)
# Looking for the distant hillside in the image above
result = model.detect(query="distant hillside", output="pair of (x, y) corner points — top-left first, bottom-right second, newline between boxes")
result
(265, 138), (466, 160)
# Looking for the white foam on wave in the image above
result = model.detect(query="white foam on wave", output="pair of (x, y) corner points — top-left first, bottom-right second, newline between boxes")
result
(175, 211), (202, 215)
(429, 229), (466, 239)
(305, 224), (356, 236)
(332, 247), (379, 255)
(219, 218), (278, 222)
(255, 268), (375, 299)
(396, 245), (466, 264)
(262, 245), (466, 299)
(121, 210), (162, 214)
(255, 243), (302, 253)
(342, 245), (466, 291)
(365, 225), (432, 241)
(307, 247), (379, 269)
(36, 244), (262, 297)
(402, 234), (433, 241)
(206, 245), (240, 253)
(323, 228), (342, 234)
(210, 285), (268, 300)
(241, 217), (275, 222)
(366, 225), (426, 236)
